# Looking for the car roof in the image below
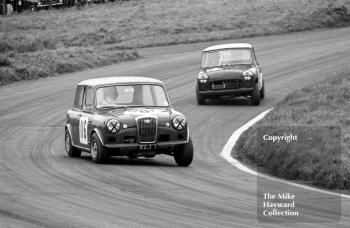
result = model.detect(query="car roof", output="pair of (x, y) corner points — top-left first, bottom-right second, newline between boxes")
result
(203, 43), (253, 52)
(78, 77), (163, 87)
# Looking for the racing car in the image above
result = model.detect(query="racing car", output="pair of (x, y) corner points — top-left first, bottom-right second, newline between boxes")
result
(65, 77), (193, 166)
(196, 43), (265, 105)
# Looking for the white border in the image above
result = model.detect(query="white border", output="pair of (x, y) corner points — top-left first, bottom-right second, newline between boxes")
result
(220, 108), (350, 199)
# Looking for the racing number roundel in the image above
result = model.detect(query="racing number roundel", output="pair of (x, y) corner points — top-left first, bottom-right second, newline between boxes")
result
(79, 117), (89, 145)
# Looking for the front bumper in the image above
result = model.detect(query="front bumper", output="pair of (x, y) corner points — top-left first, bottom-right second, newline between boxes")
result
(104, 140), (188, 156)
(104, 140), (188, 149)
(198, 88), (254, 96)
(197, 77), (255, 97)
(100, 126), (189, 156)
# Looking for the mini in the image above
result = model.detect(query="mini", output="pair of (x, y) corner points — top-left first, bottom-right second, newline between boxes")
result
(196, 43), (265, 105)
(65, 77), (193, 166)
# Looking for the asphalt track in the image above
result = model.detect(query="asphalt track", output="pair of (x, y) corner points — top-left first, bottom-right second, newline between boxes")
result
(1, 27), (350, 228)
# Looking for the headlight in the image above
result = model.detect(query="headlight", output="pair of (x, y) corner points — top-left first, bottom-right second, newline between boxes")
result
(106, 119), (121, 133)
(197, 71), (208, 83)
(172, 116), (186, 131)
(243, 70), (254, 80)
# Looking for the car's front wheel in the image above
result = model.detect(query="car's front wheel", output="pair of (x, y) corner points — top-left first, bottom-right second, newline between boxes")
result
(196, 86), (206, 105)
(174, 137), (193, 167)
(250, 83), (261, 106)
(65, 128), (81, 157)
(90, 133), (109, 164)
(260, 80), (265, 99)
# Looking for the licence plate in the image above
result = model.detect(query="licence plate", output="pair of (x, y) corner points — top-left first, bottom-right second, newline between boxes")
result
(138, 144), (157, 150)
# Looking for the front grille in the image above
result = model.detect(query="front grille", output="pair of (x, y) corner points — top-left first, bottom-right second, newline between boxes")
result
(136, 116), (158, 143)
(210, 79), (241, 90)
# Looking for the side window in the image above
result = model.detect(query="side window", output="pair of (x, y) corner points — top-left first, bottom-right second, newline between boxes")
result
(83, 87), (93, 112)
(74, 86), (84, 110)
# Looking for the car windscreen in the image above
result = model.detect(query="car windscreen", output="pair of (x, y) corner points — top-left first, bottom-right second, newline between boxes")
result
(201, 48), (253, 68)
(96, 84), (169, 109)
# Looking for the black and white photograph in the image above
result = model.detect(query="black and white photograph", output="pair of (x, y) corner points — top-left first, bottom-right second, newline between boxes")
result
(0, 0), (350, 227)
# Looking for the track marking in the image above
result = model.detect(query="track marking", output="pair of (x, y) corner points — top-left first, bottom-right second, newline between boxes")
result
(220, 108), (350, 199)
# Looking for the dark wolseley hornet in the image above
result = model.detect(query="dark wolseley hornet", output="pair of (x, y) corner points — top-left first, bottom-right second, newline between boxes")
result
(65, 77), (193, 166)
(196, 43), (265, 105)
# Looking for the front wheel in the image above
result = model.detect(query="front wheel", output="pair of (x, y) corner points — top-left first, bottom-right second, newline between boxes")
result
(65, 128), (81, 157)
(196, 86), (206, 105)
(250, 83), (261, 106)
(260, 80), (265, 99)
(90, 133), (109, 164)
(174, 137), (193, 167)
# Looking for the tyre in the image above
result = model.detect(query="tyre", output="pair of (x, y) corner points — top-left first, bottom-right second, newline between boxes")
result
(90, 133), (109, 164)
(127, 154), (138, 160)
(65, 128), (81, 157)
(196, 86), (206, 105)
(260, 80), (265, 99)
(144, 154), (156, 158)
(174, 137), (193, 167)
(250, 83), (260, 106)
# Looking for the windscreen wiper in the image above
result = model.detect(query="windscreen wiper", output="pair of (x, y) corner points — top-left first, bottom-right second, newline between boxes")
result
(99, 105), (127, 109)
(220, 63), (242, 67)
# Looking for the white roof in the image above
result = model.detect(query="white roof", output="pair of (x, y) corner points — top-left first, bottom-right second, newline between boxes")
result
(203, 43), (253, 52)
(78, 77), (163, 87)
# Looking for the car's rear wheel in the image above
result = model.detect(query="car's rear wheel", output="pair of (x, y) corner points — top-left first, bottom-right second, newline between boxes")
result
(260, 80), (265, 99)
(65, 128), (81, 157)
(250, 83), (261, 106)
(90, 133), (109, 164)
(174, 137), (193, 167)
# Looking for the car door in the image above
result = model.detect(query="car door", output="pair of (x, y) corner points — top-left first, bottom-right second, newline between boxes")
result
(70, 85), (85, 147)
(78, 86), (94, 148)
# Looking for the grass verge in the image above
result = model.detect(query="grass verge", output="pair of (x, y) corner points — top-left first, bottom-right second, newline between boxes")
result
(234, 70), (350, 190)
(0, 47), (139, 83)
(1, 0), (350, 84)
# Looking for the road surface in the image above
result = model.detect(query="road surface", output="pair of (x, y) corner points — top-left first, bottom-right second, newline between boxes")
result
(1, 27), (350, 227)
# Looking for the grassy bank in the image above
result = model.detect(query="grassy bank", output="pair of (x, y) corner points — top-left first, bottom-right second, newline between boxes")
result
(1, 0), (350, 84)
(235, 70), (350, 190)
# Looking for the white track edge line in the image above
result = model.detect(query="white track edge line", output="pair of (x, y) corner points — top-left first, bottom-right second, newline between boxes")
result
(220, 108), (350, 199)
